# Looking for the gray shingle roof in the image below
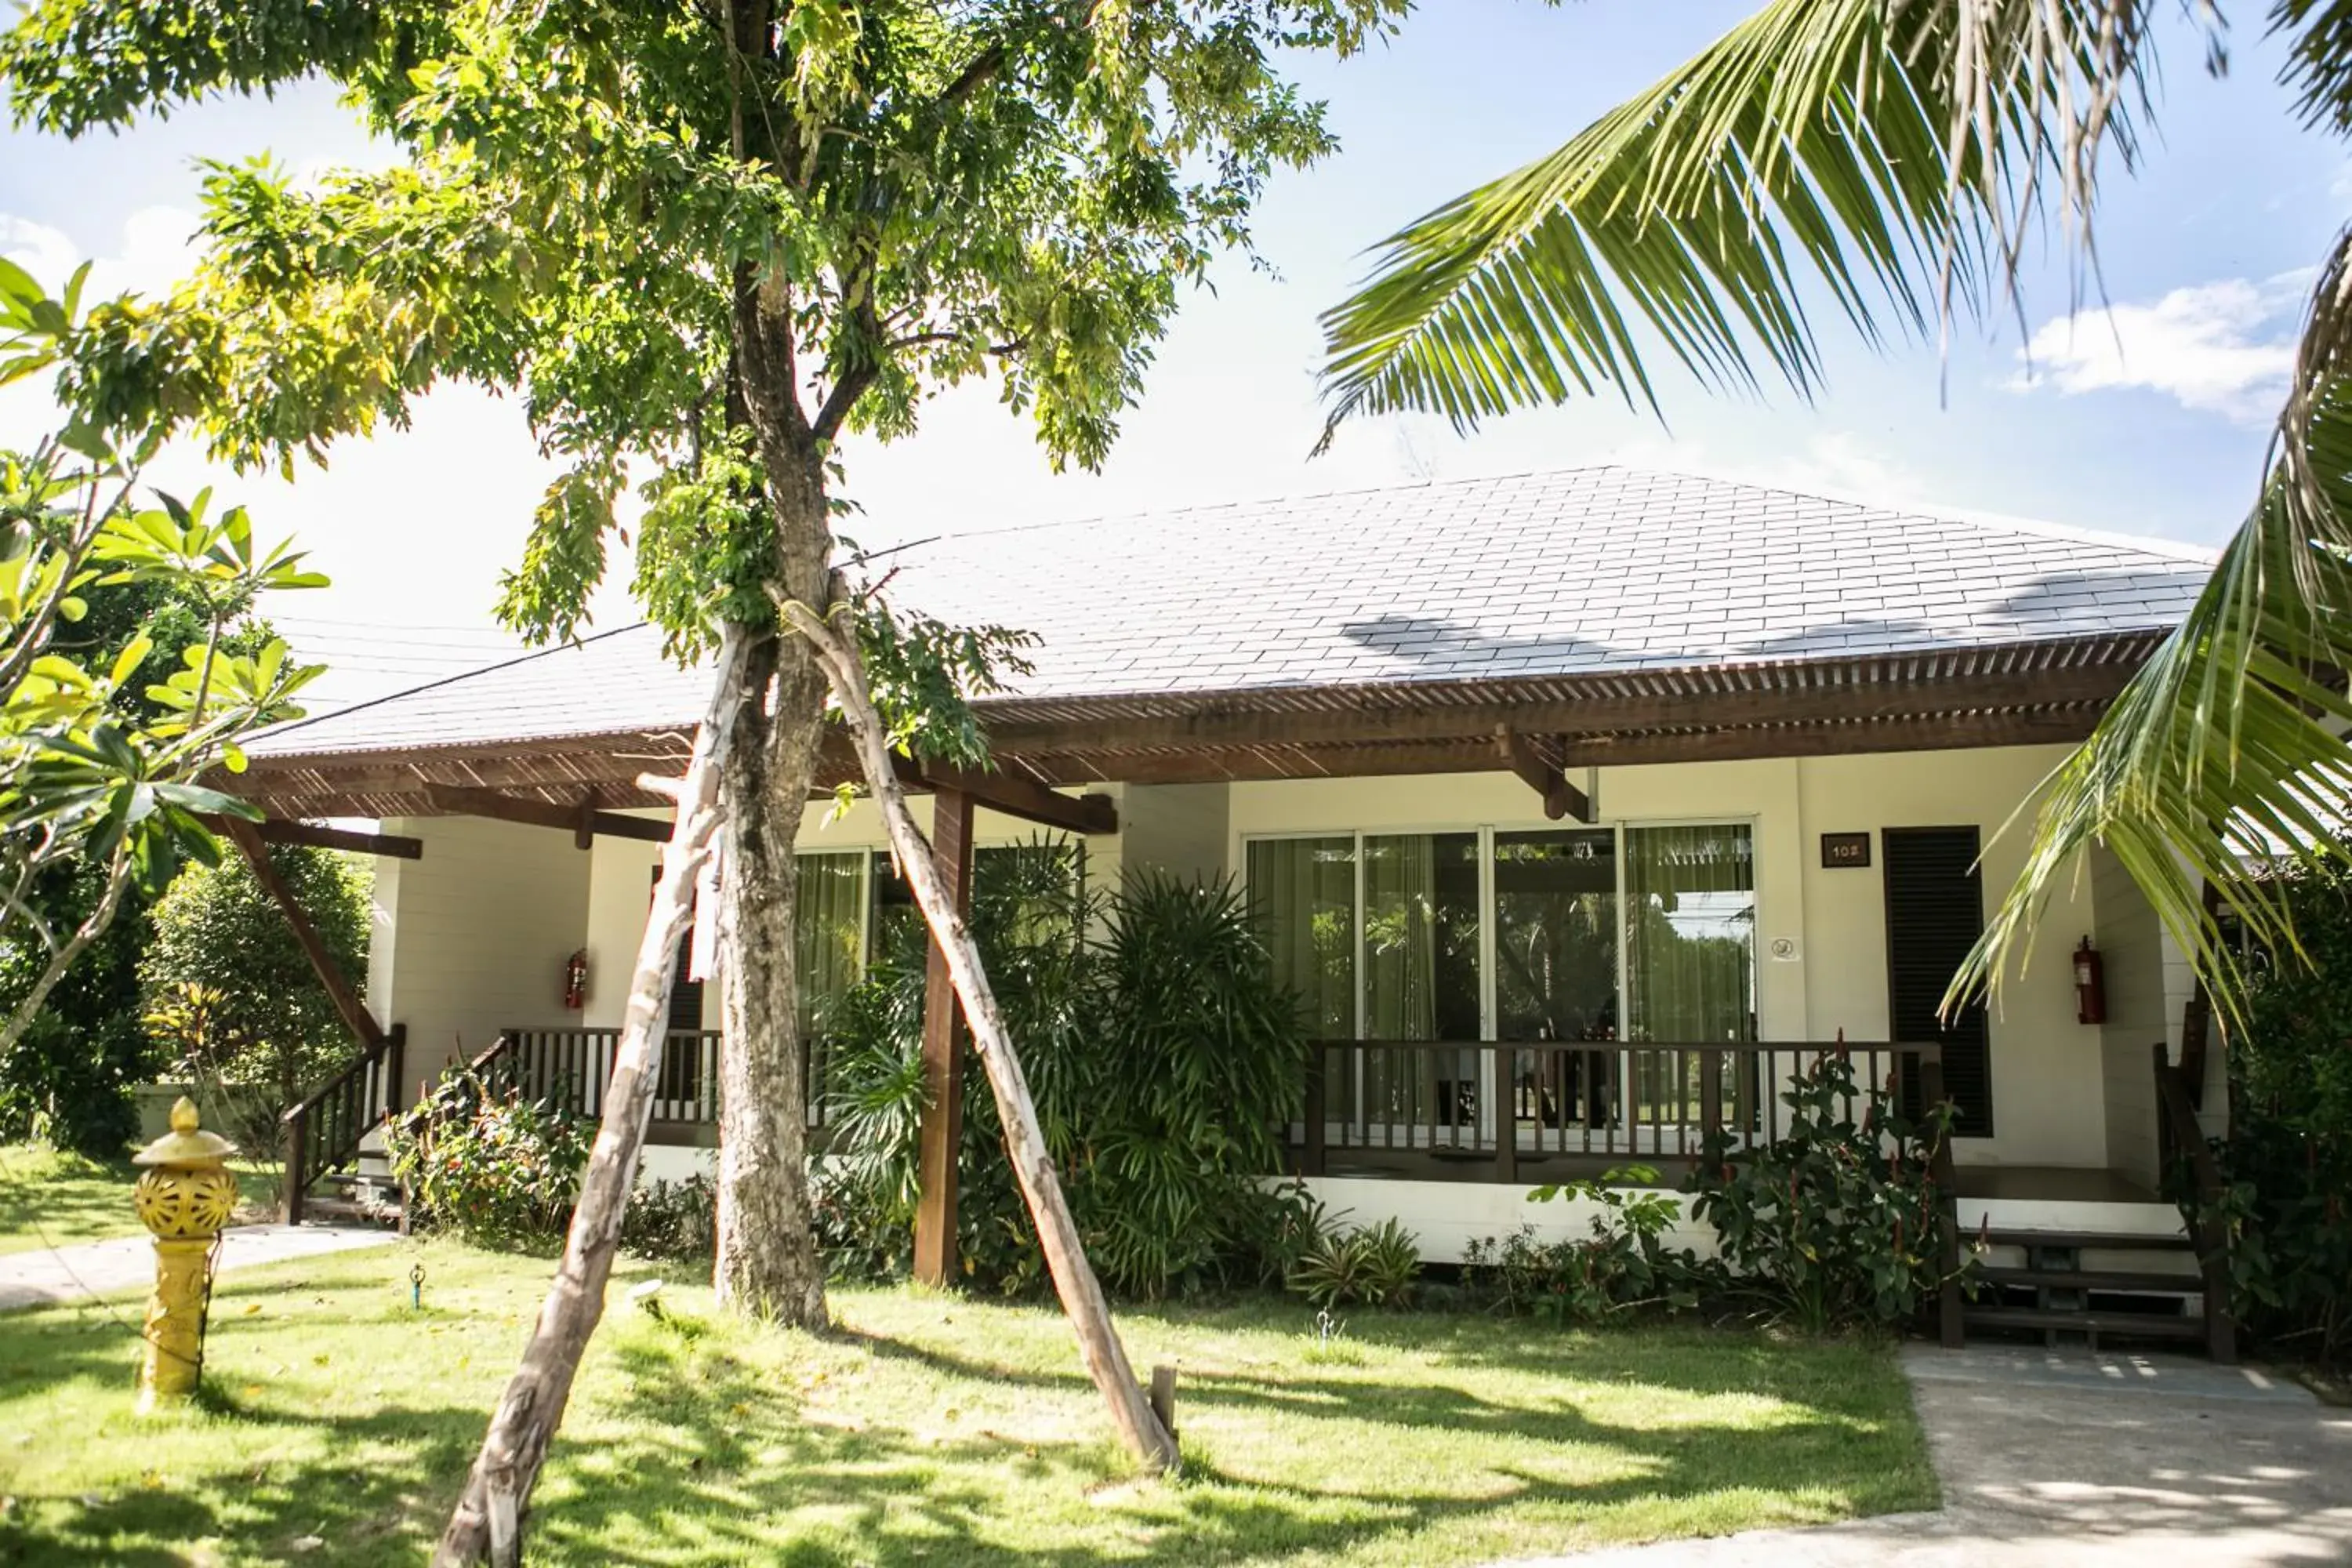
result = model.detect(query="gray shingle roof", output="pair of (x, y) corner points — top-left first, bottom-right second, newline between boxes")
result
(249, 465), (2214, 760)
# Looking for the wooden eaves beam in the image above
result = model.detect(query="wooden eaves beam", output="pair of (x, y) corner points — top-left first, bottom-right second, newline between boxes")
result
(979, 659), (2142, 756)
(424, 782), (672, 844)
(198, 815), (425, 860)
(890, 756), (1118, 837)
(1497, 726), (1594, 823)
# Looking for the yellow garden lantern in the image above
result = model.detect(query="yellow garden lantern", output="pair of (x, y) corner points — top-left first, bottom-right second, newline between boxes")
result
(130, 1095), (239, 1414)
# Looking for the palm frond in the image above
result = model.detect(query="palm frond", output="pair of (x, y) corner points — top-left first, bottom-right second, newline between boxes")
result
(1316, 0), (2163, 446)
(1957, 231), (2352, 1030)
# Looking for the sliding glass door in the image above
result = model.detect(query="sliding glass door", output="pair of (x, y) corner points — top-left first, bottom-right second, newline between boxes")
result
(1250, 819), (1757, 1152)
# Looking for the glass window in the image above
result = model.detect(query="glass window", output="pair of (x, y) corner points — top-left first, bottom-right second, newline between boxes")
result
(1493, 828), (1619, 1043)
(1623, 824), (1755, 1044)
(1362, 833), (1481, 1040)
(1246, 837), (1356, 1040)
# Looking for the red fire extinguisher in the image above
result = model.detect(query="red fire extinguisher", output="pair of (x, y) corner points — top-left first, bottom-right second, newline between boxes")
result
(2073, 936), (2106, 1025)
(564, 949), (589, 1012)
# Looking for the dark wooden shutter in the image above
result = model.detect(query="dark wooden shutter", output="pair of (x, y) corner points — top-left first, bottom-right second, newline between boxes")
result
(1883, 827), (1993, 1135)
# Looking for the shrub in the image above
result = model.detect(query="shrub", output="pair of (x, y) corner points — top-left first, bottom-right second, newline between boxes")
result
(622, 1174), (720, 1264)
(1284, 1217), (1421, 1309)
(386, 1076), (590, 1250)
(142, 844), (371, 1131)
(1685, 1051), (1958, 1334)
(1466, 1165), (1709, 1324)
(0, 862), (155, 1155)
(2220, 857), (2352, 1364)
(818, 850), (1310, 1299)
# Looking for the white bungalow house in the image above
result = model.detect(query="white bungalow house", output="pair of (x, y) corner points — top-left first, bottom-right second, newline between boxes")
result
(238, 466), (2233, 1355)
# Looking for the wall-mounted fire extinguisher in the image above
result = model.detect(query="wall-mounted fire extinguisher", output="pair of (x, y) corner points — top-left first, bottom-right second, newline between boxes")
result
(2073, 936), (2106, 1025)
(564, 949), (589, 1012)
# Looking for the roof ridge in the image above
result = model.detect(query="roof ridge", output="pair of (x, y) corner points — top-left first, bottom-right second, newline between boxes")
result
(855, 461), (2218, 565)
(261, 621), (656, 742)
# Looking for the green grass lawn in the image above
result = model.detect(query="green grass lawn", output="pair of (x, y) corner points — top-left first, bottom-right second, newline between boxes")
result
(0, 1145), (148, 1257)
(0, 1240), (1936, 1566)
(0, 1144), (279, 1258)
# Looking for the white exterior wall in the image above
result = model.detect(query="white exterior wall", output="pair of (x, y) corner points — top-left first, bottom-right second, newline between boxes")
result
(368, 815), (593, 1085)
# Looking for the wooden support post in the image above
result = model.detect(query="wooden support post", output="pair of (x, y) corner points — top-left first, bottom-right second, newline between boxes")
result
(1920, 1055), (1966, 1350)
(913, 786), (975, 1289)
(223, 817), (386, 1054)
(573, 788), (599, 851)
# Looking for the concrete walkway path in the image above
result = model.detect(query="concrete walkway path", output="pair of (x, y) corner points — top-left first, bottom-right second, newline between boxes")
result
(0, 1223), (397, 1310)
(1505, 1343), (2352, 1566)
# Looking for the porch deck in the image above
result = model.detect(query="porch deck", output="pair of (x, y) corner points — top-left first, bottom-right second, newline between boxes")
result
(1302, 1150), (2158, 1207)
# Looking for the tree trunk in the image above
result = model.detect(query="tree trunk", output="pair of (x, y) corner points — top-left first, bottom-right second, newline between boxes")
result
(433, 629), (751, 1568)
(708, 256), (837, 1323)
(712, 630), (829, 1322)
(781, 594), (1180, 1474)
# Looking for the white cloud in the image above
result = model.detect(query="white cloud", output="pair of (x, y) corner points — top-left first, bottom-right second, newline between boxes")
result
(2009, 275), (2307, 423)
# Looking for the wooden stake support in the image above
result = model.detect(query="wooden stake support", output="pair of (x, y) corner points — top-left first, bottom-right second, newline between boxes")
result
(782, 592), (1179, 1474)
(433, 627), (753, 1566)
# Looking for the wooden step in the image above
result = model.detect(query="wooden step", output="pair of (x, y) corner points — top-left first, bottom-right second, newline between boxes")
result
(1981, 1267), (2203, 1294)
(298, 1193), (405, 1229)
(1977, 1229), (2191, 1251)
(1963, 1305), (2205, 1341)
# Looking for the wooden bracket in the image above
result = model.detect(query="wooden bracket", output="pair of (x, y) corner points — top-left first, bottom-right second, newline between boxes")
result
(1495, 727), (1592, 822)
(222, 816), (388, 1052)
(424, 782), (672, 844)
(890, 756), (1118, 837)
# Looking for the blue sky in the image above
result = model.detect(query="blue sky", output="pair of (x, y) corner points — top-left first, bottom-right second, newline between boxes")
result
(0, 2), (2341, 705)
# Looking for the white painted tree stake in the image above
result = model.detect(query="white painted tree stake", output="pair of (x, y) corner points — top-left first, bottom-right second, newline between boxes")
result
(434, 626), (753, 1566)
(781, 594), (1180, 1474)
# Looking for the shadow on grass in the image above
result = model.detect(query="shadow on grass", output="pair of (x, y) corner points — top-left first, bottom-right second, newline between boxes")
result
(0, 1283), (1920, 1568)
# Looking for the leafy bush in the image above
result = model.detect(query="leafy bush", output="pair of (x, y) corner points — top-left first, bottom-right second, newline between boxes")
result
(1466, 1166), (1708, 1324)
(622, 1174), (720, 1264)
(818, 851), (1311, 1298)
(1284, 1217), (1421, 1309)
(0, 863), (152, 1154)
(386, 1076), (590, 1250)
(1685, 1052), (1958, 1334)
(141, 844), (371, 1128)
(2220, 858), (2352, 1364)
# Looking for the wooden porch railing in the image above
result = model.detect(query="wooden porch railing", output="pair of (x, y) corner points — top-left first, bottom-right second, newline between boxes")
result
(2153, 1042), (2238, 1365)
(1293, 1037), (1964, 1345)
(281, 1022), (406, 1225)
(1292, 1039), (1943, 1176)
(475, 1026), (832, 1133)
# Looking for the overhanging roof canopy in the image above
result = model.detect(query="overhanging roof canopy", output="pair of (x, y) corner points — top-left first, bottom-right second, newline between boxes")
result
(238, 466), (2211, 821)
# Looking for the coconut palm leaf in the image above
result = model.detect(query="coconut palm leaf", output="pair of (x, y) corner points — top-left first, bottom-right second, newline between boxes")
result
(1315, 0), (2158, 446)
(1958, 233), (2352, 1028)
